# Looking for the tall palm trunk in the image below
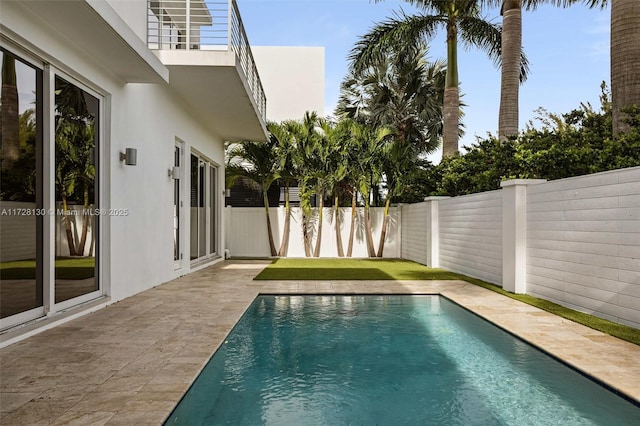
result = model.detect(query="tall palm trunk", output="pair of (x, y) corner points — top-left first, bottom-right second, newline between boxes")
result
(313, 188), (324, 257)
(347, 190), (357, 257)
(334, 195), (345, 257)
(1, 54), (20, 170)
(376, 193), (392, 257)
(498, 0), (522, 140)
(263, 189), (277, 257)
(611, 0), (640, 134)
(277, 185), (291, 257)
(302, 211), (312, 257)
(78, 183), (90, 256)
(364, 195), (376, 258)
(61, 195), (77, 256)
(442, 19), (460, 157)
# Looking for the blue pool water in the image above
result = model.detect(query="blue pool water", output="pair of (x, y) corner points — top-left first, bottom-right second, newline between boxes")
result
(165, 295), (640, 425)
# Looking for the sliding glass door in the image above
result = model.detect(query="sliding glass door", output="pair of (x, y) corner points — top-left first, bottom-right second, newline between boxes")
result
(0, 46), (102, 329)
(190, 152), (218, 263)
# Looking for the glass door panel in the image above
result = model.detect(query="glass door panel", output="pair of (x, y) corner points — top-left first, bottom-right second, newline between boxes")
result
(53, 75), (98, 303)
(173, 145), (180, 265)
(0, 49), (43, 320)
(209, 165), (216, 255)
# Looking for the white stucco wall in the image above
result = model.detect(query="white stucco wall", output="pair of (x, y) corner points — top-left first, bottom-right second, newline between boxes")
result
(1, 1), (226, 307)
(252, 46), (325, 122)
(105, 0), (148, 43)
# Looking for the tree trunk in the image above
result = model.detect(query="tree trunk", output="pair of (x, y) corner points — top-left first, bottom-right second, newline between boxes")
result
(78, 183), (90, 256)
(278, 185), (291, 257)
(611, 0), (640, 135)
(347, 190), (357, 257)
(376, 195), (391, 258)
(364, 199), (376, 258)
(313, 189), (324, 257)
(263, 189), (277, 257)
(442, 19), (460, 157)
(62, 196), (77, 256)
(1, 54), (20, 170)
(334, 195), (344, 257)
(498, 0), (522, 140)
(302, 211), (312, 257)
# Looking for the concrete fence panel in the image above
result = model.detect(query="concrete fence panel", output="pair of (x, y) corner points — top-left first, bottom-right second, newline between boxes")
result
(526, 167), (640, 328)
(438, 191), (503, 285)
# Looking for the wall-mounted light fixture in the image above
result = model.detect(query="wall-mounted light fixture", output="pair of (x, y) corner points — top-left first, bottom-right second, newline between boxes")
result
(225, 188), (231, 197)
(168, 166), (180, 179)
(120, 148), (137, 166)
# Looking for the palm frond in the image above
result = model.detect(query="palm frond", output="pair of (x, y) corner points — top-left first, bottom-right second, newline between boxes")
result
(349, 11), (443, 74)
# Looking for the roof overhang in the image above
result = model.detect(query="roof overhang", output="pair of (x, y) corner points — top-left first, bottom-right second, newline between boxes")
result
(157, 50), (268, 142)
(7, 0), (168, 84)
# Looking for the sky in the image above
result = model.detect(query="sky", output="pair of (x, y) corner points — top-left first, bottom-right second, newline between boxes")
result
(237, 0), (610, 161)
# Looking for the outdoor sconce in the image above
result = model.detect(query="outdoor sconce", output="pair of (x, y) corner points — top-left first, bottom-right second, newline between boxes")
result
(225, 188), (231, 197)
(120, 148), (137, 166)
(168, 166), (180, 179)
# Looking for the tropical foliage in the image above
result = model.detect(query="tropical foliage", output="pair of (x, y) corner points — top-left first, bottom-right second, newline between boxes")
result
(350, 0), (520, 157)
(403, 84), (640, 198)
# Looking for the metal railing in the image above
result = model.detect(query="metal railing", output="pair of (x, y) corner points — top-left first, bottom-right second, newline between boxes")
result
(147, 0), (266, 122)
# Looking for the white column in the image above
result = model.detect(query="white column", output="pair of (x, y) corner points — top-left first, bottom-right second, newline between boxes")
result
(424, 196), (449, 268)
(500, 179), (546, 293)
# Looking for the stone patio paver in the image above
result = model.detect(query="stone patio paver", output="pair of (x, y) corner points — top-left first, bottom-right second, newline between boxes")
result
(1, 260), (638, 425)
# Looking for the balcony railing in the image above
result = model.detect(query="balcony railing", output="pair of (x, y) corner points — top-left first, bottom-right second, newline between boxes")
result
(147, 0), (266, 123)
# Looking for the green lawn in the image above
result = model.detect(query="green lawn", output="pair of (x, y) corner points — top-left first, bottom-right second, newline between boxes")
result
(254, 258), (462, 281)
(254, 258), (640, 346)
(0, 257), (95, 280)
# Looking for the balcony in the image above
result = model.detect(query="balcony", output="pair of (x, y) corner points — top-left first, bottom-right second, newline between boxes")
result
(148, 0), (267, 141)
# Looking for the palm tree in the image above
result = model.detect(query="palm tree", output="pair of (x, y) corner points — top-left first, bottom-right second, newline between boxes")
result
(1, 52), (20, 170)
(288, 111), (323, 257)
(340, 44), (445, 256)
(324, 120), (351, 257)
(572, 0), (639, 134)
(268, 121), (297, 257)
(609, 0), (640, 134)
(481, 0), (578, 140)
(352, 0), (505, 157)
(226, 138), (280, 257)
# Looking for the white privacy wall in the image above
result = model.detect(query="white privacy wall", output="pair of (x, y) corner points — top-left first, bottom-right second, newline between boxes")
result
(225, 207), (400, 258)
(438, 191), (503, 285)
(526, 168), (640, 328)
(401, 202), (429, 265)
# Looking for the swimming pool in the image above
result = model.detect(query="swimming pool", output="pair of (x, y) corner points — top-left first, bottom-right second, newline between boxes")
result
(164, 295), (640, 425)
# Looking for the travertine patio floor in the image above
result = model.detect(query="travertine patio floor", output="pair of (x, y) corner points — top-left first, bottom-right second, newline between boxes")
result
(1, 260), (638, 425)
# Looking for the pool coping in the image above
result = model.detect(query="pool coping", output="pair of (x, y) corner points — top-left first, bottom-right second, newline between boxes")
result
(1, 260), (638, 425)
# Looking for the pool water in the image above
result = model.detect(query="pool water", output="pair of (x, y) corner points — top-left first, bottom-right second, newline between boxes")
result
(165, 295), (640, 425)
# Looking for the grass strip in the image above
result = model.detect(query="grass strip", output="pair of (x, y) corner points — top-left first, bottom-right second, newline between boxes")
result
(254, 258), (640, 346)
(0, 257), (96, 280)
(254, 258), (461, 281)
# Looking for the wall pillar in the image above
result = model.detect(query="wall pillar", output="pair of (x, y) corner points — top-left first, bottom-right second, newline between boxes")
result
(423, 196), (449, 268)
(500, 179), (546, 293)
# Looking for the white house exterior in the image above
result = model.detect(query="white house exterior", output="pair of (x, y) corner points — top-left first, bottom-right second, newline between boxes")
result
(0, 0), (267, 346)
(252, 46), (325, 121)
